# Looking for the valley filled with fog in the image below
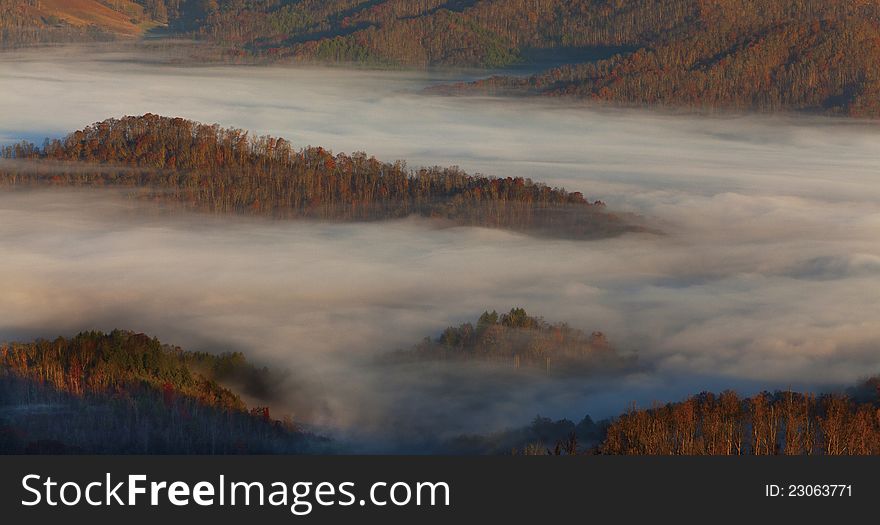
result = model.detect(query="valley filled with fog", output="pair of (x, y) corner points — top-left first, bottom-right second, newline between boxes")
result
(1, 48), (879, 449)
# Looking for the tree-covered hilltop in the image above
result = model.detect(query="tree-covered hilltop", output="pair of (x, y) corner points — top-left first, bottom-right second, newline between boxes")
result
(0, 330), (320, 454)
(382, 308), (638, 375)
(0, 114), (638, 239)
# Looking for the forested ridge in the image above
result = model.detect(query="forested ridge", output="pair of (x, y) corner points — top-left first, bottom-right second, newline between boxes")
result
(383, 308), (637, 375)
(0, 330), (316, 453)
(0, 114), (635, 239)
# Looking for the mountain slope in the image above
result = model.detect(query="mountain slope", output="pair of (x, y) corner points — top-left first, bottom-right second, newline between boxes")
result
(35, 0), (147, 35)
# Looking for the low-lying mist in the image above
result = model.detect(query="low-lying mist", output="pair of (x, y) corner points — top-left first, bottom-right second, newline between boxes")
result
(1, 47), (879, 450)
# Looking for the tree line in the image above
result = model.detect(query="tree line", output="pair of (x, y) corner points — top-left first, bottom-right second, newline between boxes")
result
(600, 387), (880, 455)
(4, 1), (878, 115)
(0, 114), (635, 239)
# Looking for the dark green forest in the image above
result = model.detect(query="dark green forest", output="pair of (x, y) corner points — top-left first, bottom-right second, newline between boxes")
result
(0, 114), (637, 239)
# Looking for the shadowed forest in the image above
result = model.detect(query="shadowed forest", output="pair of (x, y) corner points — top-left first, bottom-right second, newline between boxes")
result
(381, 308), (637, 376)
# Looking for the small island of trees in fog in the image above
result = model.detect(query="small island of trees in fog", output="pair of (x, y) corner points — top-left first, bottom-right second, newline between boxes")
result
(382, 308), (638, 376)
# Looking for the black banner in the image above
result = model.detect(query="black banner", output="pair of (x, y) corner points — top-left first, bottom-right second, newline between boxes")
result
(0, 456), (874, 523)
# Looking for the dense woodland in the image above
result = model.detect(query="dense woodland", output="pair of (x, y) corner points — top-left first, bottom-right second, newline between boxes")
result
(383, 308), (637, 376)
(3, 1), (878, 115)
(0, 114), (635, 239)
(0, 330), (318, 453)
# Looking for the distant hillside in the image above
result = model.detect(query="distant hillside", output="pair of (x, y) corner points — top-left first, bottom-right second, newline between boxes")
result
(180, 0), (880, 116)
(0, 114), (641, 239)
(600, 385), (880, 455)
(132, 0), (880, 116)
(0, 330), (319, 454)
(3, 1), (878, 115)
(444, 379), (880, 455)
(0, 0), (164, 47)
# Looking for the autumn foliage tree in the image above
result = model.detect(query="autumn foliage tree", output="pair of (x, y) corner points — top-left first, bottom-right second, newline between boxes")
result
(601, 388), (880, 455)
